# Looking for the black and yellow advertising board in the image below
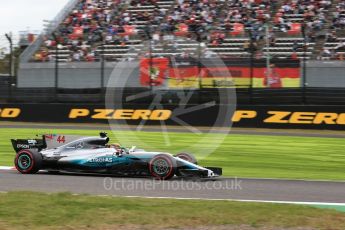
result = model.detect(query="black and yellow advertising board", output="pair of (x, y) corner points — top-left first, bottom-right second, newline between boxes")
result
(1, 104), (345, 130)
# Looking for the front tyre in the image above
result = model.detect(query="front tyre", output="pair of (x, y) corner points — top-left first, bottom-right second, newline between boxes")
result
(149, 154), (176, 180)
(14, 150), (42, 174)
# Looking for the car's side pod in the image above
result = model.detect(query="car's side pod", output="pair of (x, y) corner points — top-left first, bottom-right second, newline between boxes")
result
(11, 135), (47, 153)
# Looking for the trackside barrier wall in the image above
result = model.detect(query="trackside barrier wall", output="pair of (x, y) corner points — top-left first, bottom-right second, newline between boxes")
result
(1, 104), (345, 130)
(17, 60), (345, 88)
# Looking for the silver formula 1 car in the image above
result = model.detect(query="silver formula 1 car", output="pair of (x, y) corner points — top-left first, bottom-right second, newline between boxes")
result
(11, 133), (222, 180)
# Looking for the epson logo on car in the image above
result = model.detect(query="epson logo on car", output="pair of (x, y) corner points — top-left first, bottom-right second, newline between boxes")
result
(17, 144), (30, 149)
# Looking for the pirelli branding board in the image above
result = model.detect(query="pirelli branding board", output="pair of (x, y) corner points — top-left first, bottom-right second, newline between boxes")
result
(232, 110), (345, 125)
(68, 109), (172, 121)
(1, 104), (345, 130)
(0, 108), (21, 118)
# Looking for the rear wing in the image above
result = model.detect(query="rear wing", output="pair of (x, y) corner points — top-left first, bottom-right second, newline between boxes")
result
(11, 134), (77, 152)
(11, 136), (47, 153)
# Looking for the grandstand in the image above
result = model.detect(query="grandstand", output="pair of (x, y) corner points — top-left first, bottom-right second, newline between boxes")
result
(20, 0), (345, 62)
(4, 0), (342, 105)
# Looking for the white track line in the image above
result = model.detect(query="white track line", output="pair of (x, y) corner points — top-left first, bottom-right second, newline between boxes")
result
(236, 177), (345, 183)
(104, 195), (345, 206)
(0, 191), (342, 206)
(0, 166), (15, 170)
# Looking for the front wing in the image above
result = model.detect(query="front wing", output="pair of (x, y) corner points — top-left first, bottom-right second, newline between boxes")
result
(178, 167), (222, 178)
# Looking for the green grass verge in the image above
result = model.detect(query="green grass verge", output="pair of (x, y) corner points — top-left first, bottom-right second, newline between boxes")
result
(1, 128), (345, 180)
(314, 205), (345, 213)
(0, 192), (344, 230)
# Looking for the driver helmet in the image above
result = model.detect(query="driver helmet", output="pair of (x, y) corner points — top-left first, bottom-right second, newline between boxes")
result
(107, 143), (121, 150)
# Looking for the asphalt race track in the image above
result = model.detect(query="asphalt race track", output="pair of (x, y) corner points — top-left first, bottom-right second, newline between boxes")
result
(1, 170), (345, 204)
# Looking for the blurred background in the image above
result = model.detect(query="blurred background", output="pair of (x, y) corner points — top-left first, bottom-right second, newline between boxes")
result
(1, 0), (345, 106)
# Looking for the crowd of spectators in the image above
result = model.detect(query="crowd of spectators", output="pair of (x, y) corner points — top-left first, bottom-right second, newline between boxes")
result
(32, 0), (345, 62)
(331, 0), (345, 29)
(37, 0), (274, 61)
(168, 0), (272, 41)
(274, 0), (331, 32)
(154, 0), (227, 44)
(223, 0), (272, 40)
(319, 47), (345, 60)
(130, 0), (158, 6)
(34, 0), (130, 62)
(320, 30), (345, 60)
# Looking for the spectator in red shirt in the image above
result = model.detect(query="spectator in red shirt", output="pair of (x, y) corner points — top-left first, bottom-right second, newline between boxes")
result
(264, 64), (282, 88)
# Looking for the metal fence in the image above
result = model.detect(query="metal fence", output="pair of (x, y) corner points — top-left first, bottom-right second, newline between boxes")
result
(1, 58), (343, 105)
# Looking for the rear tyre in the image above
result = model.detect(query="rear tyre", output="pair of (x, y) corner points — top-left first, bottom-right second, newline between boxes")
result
(149, 154), (176, 180)
(175, 153), (197, 165)
(14, 150), (42, 174)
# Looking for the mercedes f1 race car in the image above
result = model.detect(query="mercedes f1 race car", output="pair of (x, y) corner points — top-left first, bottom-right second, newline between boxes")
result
(11, 133), (222, 180)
